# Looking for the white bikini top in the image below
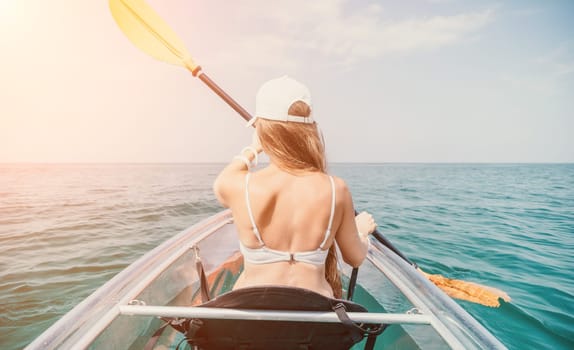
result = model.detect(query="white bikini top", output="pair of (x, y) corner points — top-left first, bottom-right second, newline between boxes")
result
(240, 173), (336, 266)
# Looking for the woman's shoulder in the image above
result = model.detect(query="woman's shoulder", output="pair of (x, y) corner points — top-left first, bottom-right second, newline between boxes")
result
(326, 174), (348, 189)
(326, 174), (352, 201)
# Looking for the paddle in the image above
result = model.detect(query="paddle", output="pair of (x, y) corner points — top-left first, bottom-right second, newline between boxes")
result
(109, 0), (510, 307)
(109, 0), (252, 122)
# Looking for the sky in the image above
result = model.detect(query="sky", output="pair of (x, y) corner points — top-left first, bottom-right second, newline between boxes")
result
(0, 0), (573, 163)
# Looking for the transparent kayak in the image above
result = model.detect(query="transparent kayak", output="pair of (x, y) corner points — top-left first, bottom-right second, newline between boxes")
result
(26, 210), (507, 349)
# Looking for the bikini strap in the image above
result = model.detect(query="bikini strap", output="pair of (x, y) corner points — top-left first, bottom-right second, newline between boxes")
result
(245, 173), (264, 246)
(319, 176), (336, 249)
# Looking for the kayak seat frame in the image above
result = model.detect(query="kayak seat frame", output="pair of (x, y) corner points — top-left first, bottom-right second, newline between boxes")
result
(163, 286), (386, 350)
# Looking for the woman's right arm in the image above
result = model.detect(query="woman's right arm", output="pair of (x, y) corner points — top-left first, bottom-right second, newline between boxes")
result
(335, 180), (376, 267)
(213, 158), (249, 208)
(213, 130), (263, 208)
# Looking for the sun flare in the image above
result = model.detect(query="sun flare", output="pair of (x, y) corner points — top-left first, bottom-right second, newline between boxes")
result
(0, 1), (24, 27)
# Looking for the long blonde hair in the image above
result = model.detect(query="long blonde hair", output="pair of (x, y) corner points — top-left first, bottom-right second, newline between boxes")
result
(256, 101), (342, 298)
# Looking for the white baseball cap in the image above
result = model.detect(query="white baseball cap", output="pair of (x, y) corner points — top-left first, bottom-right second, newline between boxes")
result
(246, 76), (314, 127)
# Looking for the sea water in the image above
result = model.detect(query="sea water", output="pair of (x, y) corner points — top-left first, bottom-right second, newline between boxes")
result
(0, 163), (572, 349)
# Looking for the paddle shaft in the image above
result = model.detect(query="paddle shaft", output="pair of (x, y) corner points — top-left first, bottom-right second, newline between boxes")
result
(372, 230), (416, 267)
(192, 69), (253, 123)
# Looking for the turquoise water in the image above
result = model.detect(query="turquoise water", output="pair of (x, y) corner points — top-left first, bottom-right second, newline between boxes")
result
(0, 163), (572, 349)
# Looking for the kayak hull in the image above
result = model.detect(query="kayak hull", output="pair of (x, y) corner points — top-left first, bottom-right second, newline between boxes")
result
(26, 210), (506, 350)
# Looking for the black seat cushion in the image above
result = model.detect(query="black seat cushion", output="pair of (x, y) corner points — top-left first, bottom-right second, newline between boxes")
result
(183, 286), (372, 350)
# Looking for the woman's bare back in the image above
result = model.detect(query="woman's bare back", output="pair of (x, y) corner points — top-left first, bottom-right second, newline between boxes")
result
(231, 166), (341, 296)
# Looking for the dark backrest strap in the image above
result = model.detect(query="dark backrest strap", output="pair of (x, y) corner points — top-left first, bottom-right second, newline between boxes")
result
(333, 303), (387, 350)
(333, 303), (358, 328)
(333, 303), (386, 336)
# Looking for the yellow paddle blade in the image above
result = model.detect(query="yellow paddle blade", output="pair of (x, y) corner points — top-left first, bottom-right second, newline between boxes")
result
(109, 0), (198, 71)
(419, 269), (511, 307)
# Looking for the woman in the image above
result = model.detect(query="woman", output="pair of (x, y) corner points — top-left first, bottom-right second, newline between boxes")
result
(213, 76), (376, 298)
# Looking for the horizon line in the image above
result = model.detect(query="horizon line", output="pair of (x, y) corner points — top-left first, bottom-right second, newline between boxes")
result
(1, 161), (573, 165)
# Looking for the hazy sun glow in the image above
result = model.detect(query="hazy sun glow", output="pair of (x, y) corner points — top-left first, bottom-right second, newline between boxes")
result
(0, 1), (30, 26)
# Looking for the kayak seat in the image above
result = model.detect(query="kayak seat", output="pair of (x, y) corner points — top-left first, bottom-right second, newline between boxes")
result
(169, 286), (385, 350)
